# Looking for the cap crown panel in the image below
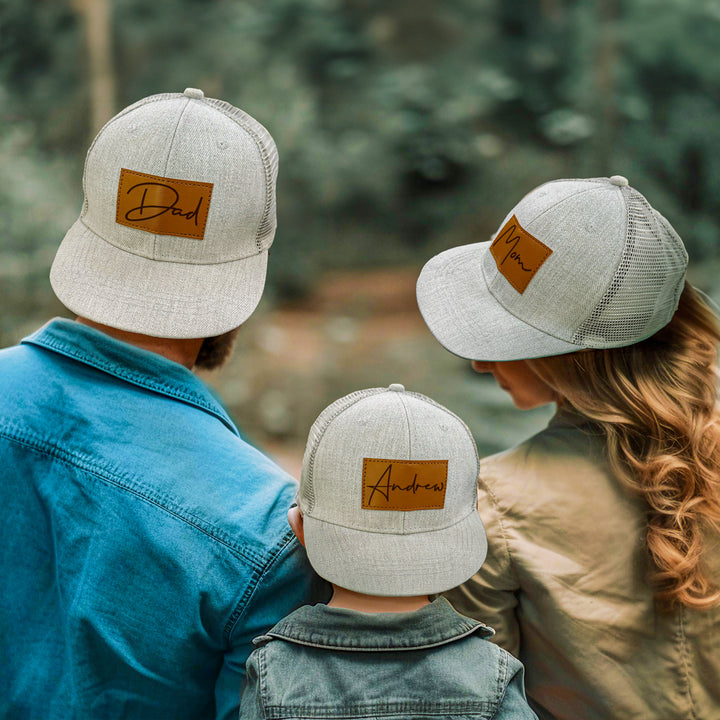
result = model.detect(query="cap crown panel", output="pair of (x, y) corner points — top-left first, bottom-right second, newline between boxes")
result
(83, 96), (270, 265)
(308, 394), (409, 532)
(83, 99), (184, 259)
(156, 102), (266, 263)
(483, 182), (626, 342)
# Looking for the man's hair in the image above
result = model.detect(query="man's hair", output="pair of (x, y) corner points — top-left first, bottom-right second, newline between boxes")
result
(194, 328), (240, 371)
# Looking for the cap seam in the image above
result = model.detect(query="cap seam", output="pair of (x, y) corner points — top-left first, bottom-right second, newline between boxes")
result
(396, 393), (413, 534)
(161, 97), (191, 177)
(75, 216), (266, 266)
(306, 504), (479, 535)
(157, 97), (192, 259)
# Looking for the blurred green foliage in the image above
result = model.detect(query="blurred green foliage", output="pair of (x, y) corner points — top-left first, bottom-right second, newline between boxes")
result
(1, 0), (719, 341)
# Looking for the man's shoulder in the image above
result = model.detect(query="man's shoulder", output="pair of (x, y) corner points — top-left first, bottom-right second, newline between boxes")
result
(0, 336), (43, 372)
(0, 325), (299, 565)
(96, 425), (298, 567)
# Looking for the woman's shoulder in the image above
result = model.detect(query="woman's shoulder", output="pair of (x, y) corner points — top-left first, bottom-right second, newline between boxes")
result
(479, 407), (645, 522)
(483, 406), (603, 472)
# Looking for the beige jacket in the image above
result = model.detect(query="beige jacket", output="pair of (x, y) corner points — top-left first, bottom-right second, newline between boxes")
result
(445, 408), (720, 720)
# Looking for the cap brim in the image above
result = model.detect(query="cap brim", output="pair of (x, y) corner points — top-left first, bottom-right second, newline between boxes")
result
(50, 218), (267, 338)
(416, 242), (583, 361)
(303, 509), (487, 597)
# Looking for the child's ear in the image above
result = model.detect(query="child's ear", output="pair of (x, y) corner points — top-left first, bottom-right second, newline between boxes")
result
(288, 505), (305, 547)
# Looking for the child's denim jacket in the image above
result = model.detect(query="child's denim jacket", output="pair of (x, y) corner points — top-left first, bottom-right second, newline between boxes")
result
(240, 596), (537, 719)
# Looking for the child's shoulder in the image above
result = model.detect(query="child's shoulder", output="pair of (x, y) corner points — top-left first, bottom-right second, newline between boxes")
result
(243, 601), (534, 719)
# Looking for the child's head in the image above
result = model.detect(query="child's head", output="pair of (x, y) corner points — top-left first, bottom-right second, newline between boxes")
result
(293, 383), (487, 597)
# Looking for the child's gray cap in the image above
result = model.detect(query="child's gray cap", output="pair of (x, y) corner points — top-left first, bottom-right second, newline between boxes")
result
(299, 384), (487, 597)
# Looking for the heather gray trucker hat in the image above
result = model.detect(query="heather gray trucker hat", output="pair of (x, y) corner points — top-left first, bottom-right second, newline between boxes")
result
(416, 176), (688, 361)
(298, 384), (487, 596)
(50, 88), (278, 338)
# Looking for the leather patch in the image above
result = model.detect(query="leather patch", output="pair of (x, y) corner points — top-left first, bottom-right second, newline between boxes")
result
(489, 214), (552, 293)
(116, 168), (213, 240)
(361, 458), (448, 511)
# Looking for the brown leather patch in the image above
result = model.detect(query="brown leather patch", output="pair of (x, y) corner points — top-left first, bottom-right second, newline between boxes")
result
(115, 168), (213, 240)
(361, 458), (448, 511)
(489, 214), (552, 293)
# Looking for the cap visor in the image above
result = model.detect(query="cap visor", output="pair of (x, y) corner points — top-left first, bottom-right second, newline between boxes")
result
(416, 242), (583, 361)
(303, 509), (487, 597)
(51, 218), (267, 338)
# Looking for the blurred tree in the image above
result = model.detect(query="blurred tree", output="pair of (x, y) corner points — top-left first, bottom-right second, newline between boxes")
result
(479, 0), (720, 260)
(0, 0), (85, 151)
(619, 0), (720, 257)
(1, 0), (719, 328)
(73, 0), (116, 135)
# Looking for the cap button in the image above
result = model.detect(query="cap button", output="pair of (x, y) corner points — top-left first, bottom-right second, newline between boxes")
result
(609, 175), (629, 187)
(388, 383), (405, 393)
(183, 87), (204, 99)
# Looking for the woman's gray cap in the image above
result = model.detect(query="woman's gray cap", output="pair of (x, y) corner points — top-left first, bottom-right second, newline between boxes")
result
(416, 176), (688, 361)
(51, 88), (278, 339)
(299, 384), (487, 597)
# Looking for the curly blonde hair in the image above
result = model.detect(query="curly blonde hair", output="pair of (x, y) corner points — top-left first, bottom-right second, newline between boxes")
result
(528, 282), (720, 610)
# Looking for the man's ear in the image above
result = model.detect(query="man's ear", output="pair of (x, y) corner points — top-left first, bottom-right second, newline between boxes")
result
(287, 505), (305, 547)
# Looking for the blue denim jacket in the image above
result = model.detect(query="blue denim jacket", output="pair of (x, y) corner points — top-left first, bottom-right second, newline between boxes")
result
(0, 319), (326, 720)
(241, 597), (537, 719)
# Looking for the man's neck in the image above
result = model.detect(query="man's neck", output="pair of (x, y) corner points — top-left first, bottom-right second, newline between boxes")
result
(76, 317), (203, 369)
(328, 585), (431, 613)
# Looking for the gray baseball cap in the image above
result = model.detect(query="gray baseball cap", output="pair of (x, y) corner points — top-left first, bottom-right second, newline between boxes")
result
(416, 176), (688, 361)
(298, 384), (487, 597)
(51, 88), (277, 339)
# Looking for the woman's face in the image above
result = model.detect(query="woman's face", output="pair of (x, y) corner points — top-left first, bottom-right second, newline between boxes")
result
(471, 359), (557, 410)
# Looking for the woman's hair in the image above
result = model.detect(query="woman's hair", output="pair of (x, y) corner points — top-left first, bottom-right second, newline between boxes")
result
(528, 282), (720, 611)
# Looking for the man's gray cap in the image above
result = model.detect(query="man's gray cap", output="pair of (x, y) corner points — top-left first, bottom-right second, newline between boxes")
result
(51, 88), (278, 338)
(299, 384), (487, 597)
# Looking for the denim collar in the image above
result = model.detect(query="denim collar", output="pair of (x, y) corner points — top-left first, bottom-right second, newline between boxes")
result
(258, 597), (493, 652)
(22, 318), (237, 434)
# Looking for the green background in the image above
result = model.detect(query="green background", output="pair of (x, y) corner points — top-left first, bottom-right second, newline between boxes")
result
(2, 0), (718, 465)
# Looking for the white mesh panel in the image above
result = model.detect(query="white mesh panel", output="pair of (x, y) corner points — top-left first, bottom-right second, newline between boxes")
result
(572, 187), (687, 346)
(204, 97), (278, 252)
(300, 388), (386, 513)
